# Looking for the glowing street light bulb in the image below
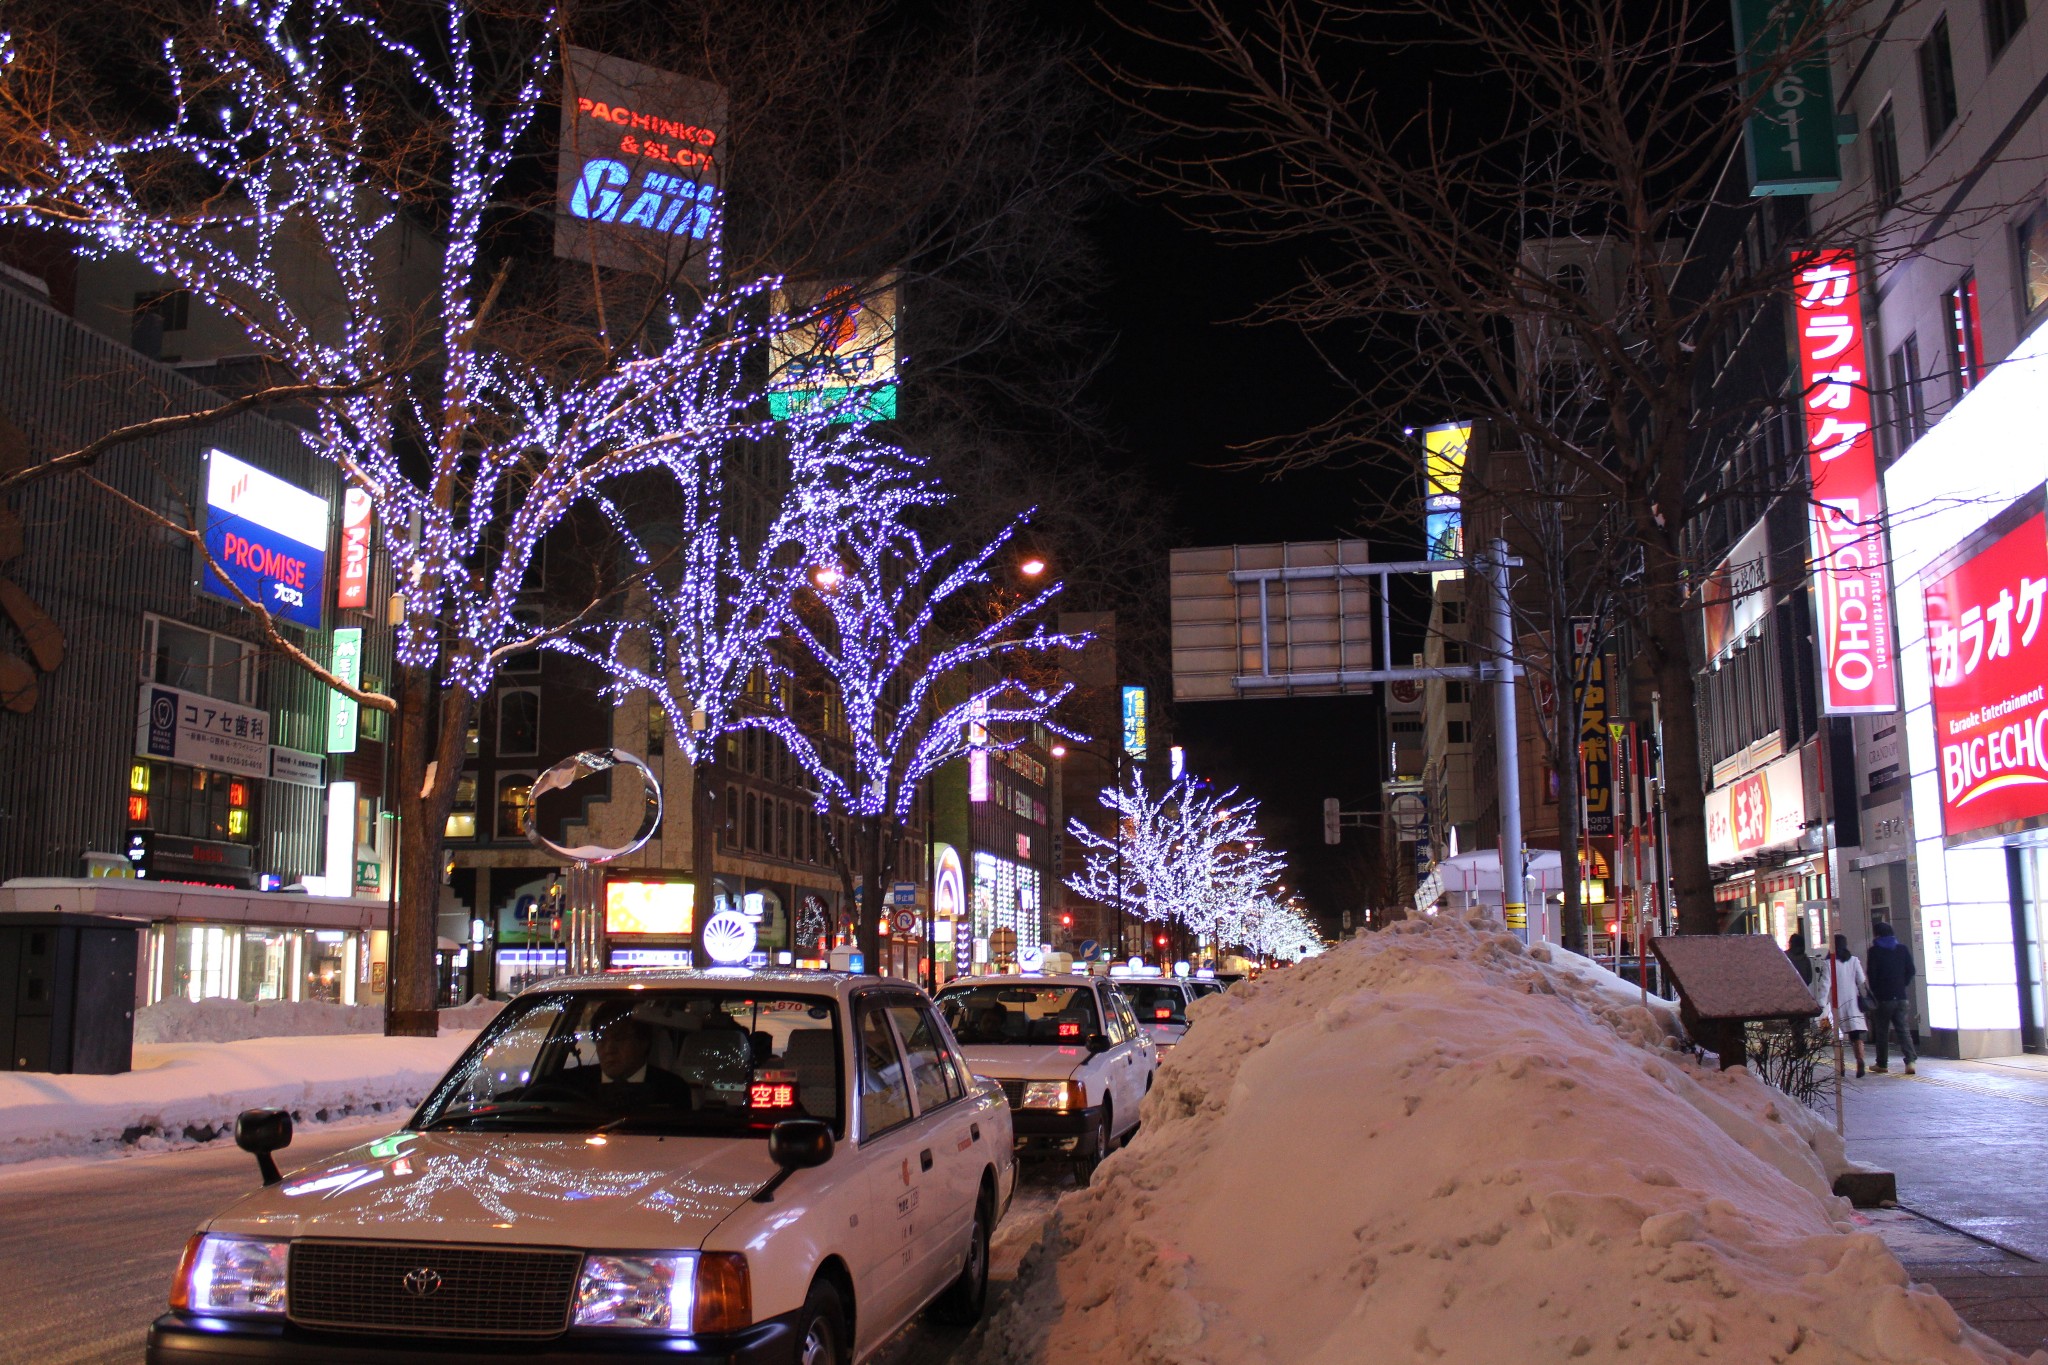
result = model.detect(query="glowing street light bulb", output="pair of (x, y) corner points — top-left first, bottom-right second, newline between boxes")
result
(811, 564), (845, 590)
(1051, 743), (1069, 758)
(1019, 556), (1047, 578)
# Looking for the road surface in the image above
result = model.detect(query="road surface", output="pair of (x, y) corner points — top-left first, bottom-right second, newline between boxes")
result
(0, 1121), (1062, 1364)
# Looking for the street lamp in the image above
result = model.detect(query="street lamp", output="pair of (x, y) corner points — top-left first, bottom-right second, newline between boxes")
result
(1019, 555), (1047, 578)
(810, 563), (844, 590)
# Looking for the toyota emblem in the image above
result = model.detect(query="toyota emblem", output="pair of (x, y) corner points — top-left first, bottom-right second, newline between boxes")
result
(402, 1267), (444, 1299)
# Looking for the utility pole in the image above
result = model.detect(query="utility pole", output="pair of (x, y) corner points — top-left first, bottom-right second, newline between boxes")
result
(1485, 538), (1528, 941)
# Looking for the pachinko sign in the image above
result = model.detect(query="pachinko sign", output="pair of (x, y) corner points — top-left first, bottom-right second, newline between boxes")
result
(1794, 250), (1897, 714)
(554, 47), (727, 278)
(201, 449), (328, 630)
(1925, 503), (2048, 845)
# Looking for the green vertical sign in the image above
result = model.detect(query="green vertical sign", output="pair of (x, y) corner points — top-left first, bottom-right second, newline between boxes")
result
(1731, 0), (1841, 195)
(328, 627), (362, 754)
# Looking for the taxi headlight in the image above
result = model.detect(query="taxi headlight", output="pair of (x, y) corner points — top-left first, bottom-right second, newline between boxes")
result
(574, 1251), (750, 1333)
(171, 1234), (289, 1316)
(1020, 1080), (1081, 1111)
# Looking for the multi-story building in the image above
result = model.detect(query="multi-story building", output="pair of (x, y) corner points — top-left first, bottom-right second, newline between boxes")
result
(1810, 0), (2048, 1057)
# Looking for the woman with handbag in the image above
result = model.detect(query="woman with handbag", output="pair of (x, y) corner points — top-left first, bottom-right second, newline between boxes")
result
(1824, 932), (1871, 1078)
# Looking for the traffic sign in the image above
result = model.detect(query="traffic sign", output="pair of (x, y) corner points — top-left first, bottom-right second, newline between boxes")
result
(990, 927), (1018, 958)
(891, 908), (920, 937)
(892, 881), (918, 908)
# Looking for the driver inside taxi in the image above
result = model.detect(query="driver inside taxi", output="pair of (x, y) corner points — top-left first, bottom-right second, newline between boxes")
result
(568, 1003), (693, 1107)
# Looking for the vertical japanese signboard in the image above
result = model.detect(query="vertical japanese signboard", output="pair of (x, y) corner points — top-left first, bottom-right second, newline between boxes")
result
(327, 627), (362, 754)
(1794, 251), (1898, 714)
(335, 487), (372, 610)
(1121, 686), (1149, 760)
(1731, 0), (1842, 195)
(1422, 422), (1469, 583)
(1570, 619), (1614, 837)
(555, 47), (727, 278)
(1924, 501), (2048, 846)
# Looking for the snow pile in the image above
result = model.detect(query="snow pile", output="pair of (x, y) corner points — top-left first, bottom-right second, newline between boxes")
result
(0, 1032), (474, 1165)
(973, 918), (2032, 1365)
(134, 994), (506, 1044)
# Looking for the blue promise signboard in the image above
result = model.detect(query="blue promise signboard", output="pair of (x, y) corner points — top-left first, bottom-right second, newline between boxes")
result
(201, 449), (329, 630)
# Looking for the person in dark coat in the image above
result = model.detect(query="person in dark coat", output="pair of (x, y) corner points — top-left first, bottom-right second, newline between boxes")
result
(1785, 931), (1815, 987)
(1866, 921), (1918, 1075)
(565, 1003), (694, 1108)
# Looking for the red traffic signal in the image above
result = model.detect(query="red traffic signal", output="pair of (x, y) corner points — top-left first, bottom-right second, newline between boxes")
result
(1156, 935), (1168, 947)
(1059, 914), (1073, 928)
(1606, 921), (1619, 937)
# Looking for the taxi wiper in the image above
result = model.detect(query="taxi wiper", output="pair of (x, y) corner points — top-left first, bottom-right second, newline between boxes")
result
(418, 1100), (598, 1130)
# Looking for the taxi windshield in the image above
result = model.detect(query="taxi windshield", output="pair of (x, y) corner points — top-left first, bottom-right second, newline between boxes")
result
(1122, 983), (1187, 1024)
(411, 989), (843, 1136)
(937, 984), (1100, 1046)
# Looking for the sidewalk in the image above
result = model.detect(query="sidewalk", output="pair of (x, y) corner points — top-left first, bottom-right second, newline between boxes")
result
(1832, 1054), (2048, 1356)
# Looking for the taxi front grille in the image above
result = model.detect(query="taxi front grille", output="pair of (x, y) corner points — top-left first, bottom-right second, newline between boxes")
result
(997, 1079), (1027, 1108)
(288, 1240), (581, 1338)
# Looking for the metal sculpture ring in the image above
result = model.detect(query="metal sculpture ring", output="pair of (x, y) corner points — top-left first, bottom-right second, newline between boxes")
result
(520, 748), (663, 864)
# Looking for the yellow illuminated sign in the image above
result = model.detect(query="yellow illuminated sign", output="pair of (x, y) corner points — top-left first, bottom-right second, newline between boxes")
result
(605, 880), (695, 936)
(1422, 422), (1470, 582)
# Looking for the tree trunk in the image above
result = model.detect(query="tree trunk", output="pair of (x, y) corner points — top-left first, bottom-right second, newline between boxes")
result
(1638, 559), (1717, 937)
(692, 754), (717, 959)
(387, 668), (473, 1036)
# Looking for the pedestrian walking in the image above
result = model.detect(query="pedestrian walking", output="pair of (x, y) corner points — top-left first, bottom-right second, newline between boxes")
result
(1823, 934), (1870, 1078)
(1867, 921), (1918, 1075)
(1786, 931), (1815, 987)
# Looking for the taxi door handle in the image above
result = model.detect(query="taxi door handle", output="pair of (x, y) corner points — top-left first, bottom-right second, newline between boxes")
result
(970, 1123), (982, 1143)
(920, 1148), (934, 1172)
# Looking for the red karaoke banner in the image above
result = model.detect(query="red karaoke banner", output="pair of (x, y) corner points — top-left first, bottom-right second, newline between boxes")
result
(1794, 250), (1898, 713)
(1925, 507), (2048, 844)
(336, 487), (372, 610)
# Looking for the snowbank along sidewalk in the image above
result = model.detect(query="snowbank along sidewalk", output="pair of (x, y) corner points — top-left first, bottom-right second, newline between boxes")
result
(971, 918), (2041, 1365)
(0, 1030), (477, 1166)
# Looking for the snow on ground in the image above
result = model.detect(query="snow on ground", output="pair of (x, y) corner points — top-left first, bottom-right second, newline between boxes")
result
(135, 994), (504, 1044)
(971, 917), (2035, 1365)
(0, 1031), (476, 1166)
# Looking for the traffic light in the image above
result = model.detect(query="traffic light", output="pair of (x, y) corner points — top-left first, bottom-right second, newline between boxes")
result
(1323, 797), (1341, 845)
(1156, 935), (1168, 948)
(1059, 913), (1073, 928)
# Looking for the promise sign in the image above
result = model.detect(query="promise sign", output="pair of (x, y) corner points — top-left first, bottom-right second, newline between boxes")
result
(1793, 251), (1897, 714)
(1925, 503), (2048, 846)
(555, 47), (727, 278)
(201, 449), (328, 631)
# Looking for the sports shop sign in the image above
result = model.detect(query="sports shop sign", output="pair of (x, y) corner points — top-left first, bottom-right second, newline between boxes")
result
(555, 47), (727, 278)
(1793, 251), (1897, 715)
(1925, 502), (2048, 846)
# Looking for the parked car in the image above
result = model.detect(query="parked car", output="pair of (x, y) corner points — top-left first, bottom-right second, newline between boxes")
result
(934, 974), (1156, 1182)
(1184, 978), (1228, 1002)
(147, 969), (1015, 1364)
(1116, 979), (1195, 1051)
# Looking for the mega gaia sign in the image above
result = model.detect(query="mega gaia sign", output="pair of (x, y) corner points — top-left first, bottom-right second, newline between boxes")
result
(202, 449), (328, 631)
(1925, 499), (2048, 846)
(555, 47), (728, 278)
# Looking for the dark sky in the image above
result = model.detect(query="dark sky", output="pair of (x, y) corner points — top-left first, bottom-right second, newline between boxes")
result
(1087, 192), (1411, 930)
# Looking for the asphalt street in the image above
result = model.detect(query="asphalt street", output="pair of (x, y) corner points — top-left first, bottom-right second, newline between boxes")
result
(0, 1120), (1064, 1365)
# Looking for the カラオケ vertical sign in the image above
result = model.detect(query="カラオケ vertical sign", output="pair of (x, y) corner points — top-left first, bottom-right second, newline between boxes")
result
(554, 47), (728, 279)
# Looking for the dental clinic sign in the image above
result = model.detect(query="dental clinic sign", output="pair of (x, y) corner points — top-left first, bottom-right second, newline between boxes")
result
(1925, 503), (2048, 846)
(1793, 250), (1897, 714)
(202, 449), (328, 631)
(555, 47), (727, 279)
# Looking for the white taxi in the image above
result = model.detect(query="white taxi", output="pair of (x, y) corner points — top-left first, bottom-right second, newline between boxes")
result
(1115, 978), (1196, 1052)
(934, 973), (1156, 1182)
(146, 970), (1015, 1364)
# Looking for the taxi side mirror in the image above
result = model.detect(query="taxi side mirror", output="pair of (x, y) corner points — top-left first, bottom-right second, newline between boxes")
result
(1084, 1033), (1110, 1055)
(756, 1120), (834, 1203)
(236, 1107), (294, 1186)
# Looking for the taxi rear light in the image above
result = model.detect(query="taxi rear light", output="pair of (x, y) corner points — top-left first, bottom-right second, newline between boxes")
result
(693, 1252), (752, 1334)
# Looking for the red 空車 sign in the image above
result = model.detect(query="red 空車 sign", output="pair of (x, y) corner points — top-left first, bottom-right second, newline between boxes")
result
(1926, 507), (2048, 844)
(1794, 251), (1898, 714)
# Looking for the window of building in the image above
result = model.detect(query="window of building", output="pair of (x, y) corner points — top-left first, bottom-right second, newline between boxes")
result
(141, 760), (254, 843)
(131, 288), (190, 358)
(724, 785), (739, 849)
(1447, 720), (1471, 745)
(1869, 101), (1902, 210)
(1945, 272), (1985, 396)
(360, 675), (387, 742)
(745, 791), (760, 851)
(496, 688), (539, 756)
(646, 699), (668, 757)
(744, 729), (760, 776)
(445, 773), (478, 839)
(2019, 202), (2048, 318)
(1987, 0), (2027, 58)
(1919, 16), (1959, 145)
(1887, 335), (1929, 455)
(145, 616), (253, 704)
(495, 772), (533, 841)
(499, 609), (543, 673)
(778, 801), (791, 858)
(1444, 681), (1468, 705)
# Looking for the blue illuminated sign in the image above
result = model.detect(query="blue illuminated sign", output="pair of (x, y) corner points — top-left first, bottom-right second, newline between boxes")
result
(200, 449), (328, 631)
(566, 159), (717, 240)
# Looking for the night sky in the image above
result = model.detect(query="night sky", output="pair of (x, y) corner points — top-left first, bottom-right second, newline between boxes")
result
(1087, 192), (1412, 931)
